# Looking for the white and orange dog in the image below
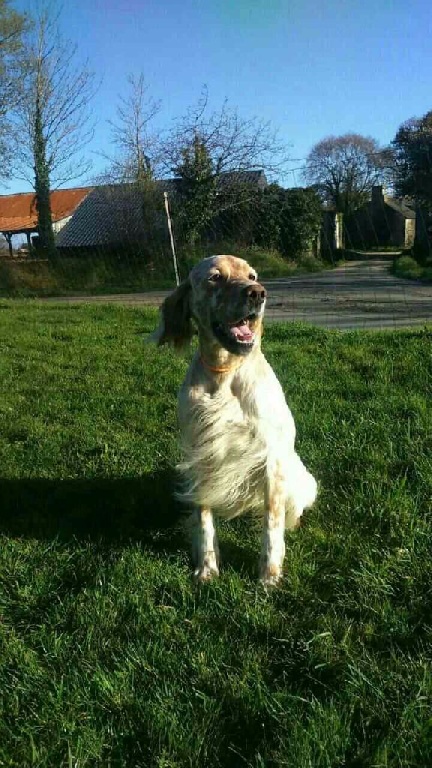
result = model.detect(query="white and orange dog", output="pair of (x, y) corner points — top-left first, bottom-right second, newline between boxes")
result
(152, 255), (317, 586)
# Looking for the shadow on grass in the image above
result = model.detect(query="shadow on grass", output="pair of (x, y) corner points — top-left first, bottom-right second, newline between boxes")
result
(0, 470), (187, 553)
(0, 472), (274, 577)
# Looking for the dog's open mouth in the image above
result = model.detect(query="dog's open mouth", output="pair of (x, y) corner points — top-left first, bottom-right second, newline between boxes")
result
(212, 313), (259, 355)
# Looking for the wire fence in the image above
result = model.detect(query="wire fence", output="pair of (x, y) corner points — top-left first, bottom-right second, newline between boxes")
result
(0, 180), (431, 330)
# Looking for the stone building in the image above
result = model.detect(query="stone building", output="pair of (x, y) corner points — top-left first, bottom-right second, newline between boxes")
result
(345, 186), (416, 249)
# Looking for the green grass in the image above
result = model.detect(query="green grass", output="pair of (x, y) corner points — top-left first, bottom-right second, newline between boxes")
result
(0, 302), (431, 767)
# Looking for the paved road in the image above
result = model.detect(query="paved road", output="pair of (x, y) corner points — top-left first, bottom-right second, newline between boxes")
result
(46, 260), (432, 330)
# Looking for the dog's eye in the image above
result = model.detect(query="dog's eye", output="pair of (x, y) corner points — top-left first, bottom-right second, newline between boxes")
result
(249, 273), (257, 281)
(209, 272), (222, 282)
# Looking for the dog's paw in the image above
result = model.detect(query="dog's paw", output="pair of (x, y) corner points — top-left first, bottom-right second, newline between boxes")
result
(259, 563), (283, 588)
(194, 563), (219, 583)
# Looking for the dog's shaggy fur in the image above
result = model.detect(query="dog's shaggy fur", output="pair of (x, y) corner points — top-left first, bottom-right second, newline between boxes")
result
(151, 255), (317, 585)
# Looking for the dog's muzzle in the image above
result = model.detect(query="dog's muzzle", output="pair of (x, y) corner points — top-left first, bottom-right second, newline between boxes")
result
(211, 282), (266, 355)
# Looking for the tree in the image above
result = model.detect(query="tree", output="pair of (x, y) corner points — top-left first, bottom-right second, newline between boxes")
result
(164, 87), (288, 182)
(163, 88), (288, 248)
(391, 110), (432, 208)
(278, 187), (322, 258)
(13, 6), (96, 254)
(173, 133), (216, 246)
(107, 72), (161, 183)
(95, 73), (167, 259)
(253, 185), (322, 259)
(0, 0), (27, 181)
(304, 134), (389, 215)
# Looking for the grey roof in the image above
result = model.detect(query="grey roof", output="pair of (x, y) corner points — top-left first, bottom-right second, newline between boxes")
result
(56, 184), (149, 248)
(384, 197), (416, 219)
(217, 170), (268, 188)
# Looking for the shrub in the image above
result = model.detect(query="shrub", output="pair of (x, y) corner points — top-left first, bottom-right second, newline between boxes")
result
(296, 253), (323, 272)
(392, 256), (423, 280)
(252, 185), (322, 260)
(0, 256), (174, 297)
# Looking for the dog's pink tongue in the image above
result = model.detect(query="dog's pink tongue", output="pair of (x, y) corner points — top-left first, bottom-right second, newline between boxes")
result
(231, 323), (254, 342)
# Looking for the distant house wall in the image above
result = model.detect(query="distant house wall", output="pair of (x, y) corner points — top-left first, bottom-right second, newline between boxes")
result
(345, 186), (416, 249)
(414, 206), (432, 260)
(373, 204), (404, 247)
(405, 218), (416, 248)
(344, 206), (372, 249)
(320, 210), (344, 259)
(52, 215), (72, 234)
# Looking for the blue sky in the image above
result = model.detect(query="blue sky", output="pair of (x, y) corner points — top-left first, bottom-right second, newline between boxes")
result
(7, 0), (432, 194)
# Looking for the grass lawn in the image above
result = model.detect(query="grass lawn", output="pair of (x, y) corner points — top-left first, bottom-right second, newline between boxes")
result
(0, 302), (431, 767)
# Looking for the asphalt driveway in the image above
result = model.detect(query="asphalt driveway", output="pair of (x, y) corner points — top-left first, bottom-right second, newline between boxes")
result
(46, 260), (432, 330)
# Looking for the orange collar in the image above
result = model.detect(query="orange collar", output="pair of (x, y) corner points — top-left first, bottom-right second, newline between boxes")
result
(200, 355), (243, 375)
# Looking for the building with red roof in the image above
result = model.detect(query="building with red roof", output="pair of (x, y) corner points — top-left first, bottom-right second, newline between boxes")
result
(0, 187), (93, 255)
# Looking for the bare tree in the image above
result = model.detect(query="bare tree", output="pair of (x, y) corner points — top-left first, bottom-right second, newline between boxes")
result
(91, 73), (166, 259)
(304, 134), (390, 215)
(13, 5), (96, 253)
(0, 0), (28, 181)
(160, 88), (290, 249)
(162, 87), (289, 181)
(106, 72), (161, 183)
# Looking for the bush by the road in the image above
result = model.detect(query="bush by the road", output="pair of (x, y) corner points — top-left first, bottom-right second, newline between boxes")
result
(392, 255), (432, 282)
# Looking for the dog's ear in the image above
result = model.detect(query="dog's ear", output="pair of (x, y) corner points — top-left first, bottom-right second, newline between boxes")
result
(149, 278), (194, 350)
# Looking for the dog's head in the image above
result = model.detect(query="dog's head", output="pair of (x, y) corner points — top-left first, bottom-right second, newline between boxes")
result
(152, 255), (266, 356)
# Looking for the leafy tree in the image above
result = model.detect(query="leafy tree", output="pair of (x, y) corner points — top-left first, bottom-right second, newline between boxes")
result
(304, 133), (389, 215)
(13, 6), (96, 255)
(0, 0), (27, 181)
(391, 110), (432, 208)
(250, 184), (282, 249)
(279, 187), (322, 258)
(253, 185), (322, 258)
(173, 133), (216, 246)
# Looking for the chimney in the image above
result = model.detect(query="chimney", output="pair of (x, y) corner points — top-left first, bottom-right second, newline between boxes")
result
(371, 186), (384, 209)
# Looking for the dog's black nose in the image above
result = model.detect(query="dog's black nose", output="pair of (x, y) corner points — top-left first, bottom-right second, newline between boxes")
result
(243, 283), (267, 303)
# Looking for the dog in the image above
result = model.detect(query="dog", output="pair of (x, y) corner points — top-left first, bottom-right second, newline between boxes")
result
(151, 255), (317, 585)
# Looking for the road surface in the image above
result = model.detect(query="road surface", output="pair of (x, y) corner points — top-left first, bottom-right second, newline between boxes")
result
(45, 260), (432, 330)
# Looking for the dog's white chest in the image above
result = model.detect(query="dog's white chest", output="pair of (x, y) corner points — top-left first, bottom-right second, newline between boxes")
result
(177, 355), (298, 516)
(232, 359), (297, 448)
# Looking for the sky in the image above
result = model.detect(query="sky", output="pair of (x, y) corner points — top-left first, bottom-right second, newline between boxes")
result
(6, 0), (432, 195)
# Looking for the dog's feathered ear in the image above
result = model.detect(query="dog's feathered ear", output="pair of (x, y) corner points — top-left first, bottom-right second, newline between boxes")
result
(149, 278), (194, 350)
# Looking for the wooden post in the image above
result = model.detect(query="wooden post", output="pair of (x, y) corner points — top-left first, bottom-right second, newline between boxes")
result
(4, 232), (13, 258)
(164, 191), (180, 287)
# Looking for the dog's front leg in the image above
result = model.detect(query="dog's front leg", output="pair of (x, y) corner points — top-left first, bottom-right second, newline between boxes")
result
(260, 464), (286, 587)
(192, 506), (220, 582)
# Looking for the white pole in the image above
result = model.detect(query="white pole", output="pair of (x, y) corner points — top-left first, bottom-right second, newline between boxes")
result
(164, 191), (180, 287)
